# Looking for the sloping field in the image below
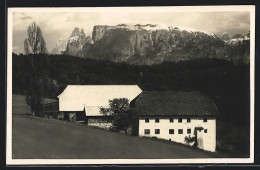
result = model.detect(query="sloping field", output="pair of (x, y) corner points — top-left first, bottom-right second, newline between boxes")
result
(12, 114), (227, 159)
(12, 94), (228, 159)
(12, 94), (31, 114)
(12, 94), (56, 114)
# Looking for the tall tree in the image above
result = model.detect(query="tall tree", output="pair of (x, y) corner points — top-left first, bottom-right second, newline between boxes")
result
(25, 79), (43, 116)
(24, 21), (48, 55)
(24, 39), (29, 55)
(24, 21), (47, 116)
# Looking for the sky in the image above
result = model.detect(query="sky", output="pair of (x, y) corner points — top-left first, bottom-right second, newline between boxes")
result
(11, 8), (251, 54)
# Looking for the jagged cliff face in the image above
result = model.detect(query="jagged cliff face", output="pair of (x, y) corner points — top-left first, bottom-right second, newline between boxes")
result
(92, 25), (113, 42)
(64, 27), (87, 56)
(64, 24), (250, 65)
(85, 28), (155, 62)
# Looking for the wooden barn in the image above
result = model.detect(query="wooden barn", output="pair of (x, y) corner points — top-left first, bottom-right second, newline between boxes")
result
(57, 85), (142, 126)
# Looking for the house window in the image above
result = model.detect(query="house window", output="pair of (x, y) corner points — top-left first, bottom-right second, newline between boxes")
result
(203, 118), (207, 122)
(204, 129), (208, 133)
(187, 118), (191, 123)
(178, 118), (182, 123)
(155, 129), (160, 134)
(144, 129), (150, 134)
(155, 118), (160, 123)
(178, 129), (183, 134)
(170, 118), (174, 123)
(169, 129), (174, 134)
(187, 129), (191, 134)
(145, 118), (149, 123)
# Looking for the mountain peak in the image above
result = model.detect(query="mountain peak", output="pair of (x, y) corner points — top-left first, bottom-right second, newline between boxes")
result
(70, 27), (83, 38)
(65, 27), (91, 56)
(81, 29), (85, 34)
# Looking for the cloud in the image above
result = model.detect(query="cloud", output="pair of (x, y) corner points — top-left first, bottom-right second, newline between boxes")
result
(11, 10), (251, 54)
(12, 30), (27, 54)
(20, 16), (32, 20)
(65, 13), (90, 22)
(198, 12), (250, 34)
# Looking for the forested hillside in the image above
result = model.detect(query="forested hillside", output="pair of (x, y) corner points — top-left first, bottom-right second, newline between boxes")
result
(12, 53), (250, 124)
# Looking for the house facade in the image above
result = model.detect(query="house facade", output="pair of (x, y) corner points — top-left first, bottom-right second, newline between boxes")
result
(135, 91), (219, 152)
(58, 85), (142, 127)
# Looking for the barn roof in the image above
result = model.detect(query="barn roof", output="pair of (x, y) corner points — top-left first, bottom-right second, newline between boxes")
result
(58, 85), (142, 112)
(134, 91), (219, 116)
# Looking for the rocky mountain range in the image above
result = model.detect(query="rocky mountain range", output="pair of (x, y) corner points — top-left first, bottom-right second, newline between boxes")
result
(220, 32), (250, 46)
(59, 24), (250, 65)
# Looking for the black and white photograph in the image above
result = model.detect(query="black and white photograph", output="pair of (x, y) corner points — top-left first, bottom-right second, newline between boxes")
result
(6, 6), (255, 164)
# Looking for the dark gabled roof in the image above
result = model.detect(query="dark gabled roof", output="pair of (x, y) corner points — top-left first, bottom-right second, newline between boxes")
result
(135, 91), (219, 116)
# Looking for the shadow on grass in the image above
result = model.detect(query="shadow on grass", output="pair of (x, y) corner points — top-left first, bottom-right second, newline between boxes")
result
(85, 125), (229, 158)
(13, 114), (246, 158)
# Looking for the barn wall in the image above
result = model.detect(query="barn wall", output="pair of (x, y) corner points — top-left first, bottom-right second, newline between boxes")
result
(87, 117), (113, 130)
(139, 116), (216, 152)
(38, 102), (60, 119)
(58, 96), (84, 112)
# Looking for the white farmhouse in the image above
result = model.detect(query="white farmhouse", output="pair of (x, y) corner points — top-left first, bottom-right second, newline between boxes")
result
(135, 91), (219, 152)
(58, 85), (142, 127)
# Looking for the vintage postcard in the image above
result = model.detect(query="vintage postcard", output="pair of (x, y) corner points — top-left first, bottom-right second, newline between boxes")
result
(6, 6), (255, 165)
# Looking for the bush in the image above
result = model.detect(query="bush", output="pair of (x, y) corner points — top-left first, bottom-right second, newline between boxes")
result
(184, 135), (196, 145)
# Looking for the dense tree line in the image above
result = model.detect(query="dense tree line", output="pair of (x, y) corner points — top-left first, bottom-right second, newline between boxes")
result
(12, 53), (250, 125)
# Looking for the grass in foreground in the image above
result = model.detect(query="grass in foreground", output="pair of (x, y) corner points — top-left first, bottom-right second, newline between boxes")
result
(12, 114), (228, 159)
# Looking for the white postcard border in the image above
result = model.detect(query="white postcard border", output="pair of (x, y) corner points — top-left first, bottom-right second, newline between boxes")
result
(6, 6), (255, 165)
